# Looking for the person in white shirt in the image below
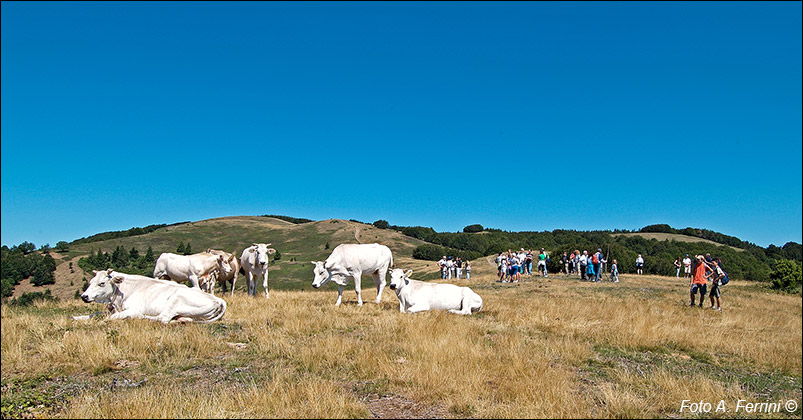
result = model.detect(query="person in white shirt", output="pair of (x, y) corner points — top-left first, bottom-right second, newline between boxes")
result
(636, 254), (644, 275)
(682, 254), (692, 279)
(445, 258), (454, 279)
(579, 251), (589, 281)
(437, 256), (447, 279)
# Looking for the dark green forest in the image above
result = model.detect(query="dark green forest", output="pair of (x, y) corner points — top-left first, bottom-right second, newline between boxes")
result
(376, 222), (801, 283)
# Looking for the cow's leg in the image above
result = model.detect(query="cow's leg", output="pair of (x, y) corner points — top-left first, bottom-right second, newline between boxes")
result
(230, 275), (237, 297)
(405, 304), (429, 313)
(448, 295), (472, 315)
(263, 270), (269, 299)
(109, 309), (148, 321)
(373, 270), (386, 304)
(189, 275), (201, 289)
(353, 274), (363, 306)
(335, 284), (344, 306)
(245, 272), (254, 296)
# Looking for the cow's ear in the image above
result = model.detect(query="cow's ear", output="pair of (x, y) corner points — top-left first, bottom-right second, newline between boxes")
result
(405, 270), (413, 278)
(92, 270), (99, 274)
(310, 261), (318, 265)
(324, 260), (334, 270)
(112, 275), (124, 284)
(265, 243), (272, 247)
(106, 268), (114, 274)
(249, 247), (256, 253)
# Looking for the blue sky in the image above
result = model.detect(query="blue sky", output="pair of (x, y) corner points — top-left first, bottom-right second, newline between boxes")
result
(2, 1), (801, 249)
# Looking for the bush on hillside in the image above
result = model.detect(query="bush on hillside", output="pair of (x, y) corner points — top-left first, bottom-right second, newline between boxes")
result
(1, 278), (14, 299)
(10, 289), (57, 307)
(463, 224), (484, 233)
(372, 220), (390, 229)
(770, 259), (802, 294)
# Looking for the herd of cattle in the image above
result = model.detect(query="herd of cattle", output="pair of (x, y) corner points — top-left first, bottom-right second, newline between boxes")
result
(78, 243), (483, 323)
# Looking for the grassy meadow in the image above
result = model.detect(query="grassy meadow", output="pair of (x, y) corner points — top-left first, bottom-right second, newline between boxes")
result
(2, 258), (801, 419)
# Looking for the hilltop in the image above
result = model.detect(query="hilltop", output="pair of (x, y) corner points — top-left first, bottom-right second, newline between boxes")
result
(13, 217), (438, 300)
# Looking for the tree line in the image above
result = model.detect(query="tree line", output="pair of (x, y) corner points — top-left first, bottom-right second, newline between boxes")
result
(1, 243), (57, 298)
(371, 220), (801, 283)
(77, 245), (156, 277)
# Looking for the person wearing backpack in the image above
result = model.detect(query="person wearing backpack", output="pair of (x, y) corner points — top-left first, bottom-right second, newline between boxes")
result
(709, 260), (726, 311)
(635, 254), (644, 275)
(593, 249), (604, 280)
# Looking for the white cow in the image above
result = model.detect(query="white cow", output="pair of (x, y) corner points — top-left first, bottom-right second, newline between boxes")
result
(206, 248), (240, 296)
(153, 252), (234, 293)
(79, 269), (227, 323)
(388, 269), (483, 315)
(240, 243), (276, 298)
(311, 243), (394, 306)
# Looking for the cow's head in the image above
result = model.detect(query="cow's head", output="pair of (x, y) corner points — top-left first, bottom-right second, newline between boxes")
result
(389, 269), (413, 291)
(216, 254), (234, 275)
(311, 260), (347, 288)
(81, 268), (123, 304)
(249, 243), (272, 268)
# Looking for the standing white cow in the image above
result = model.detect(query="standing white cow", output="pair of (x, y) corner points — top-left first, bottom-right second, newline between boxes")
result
(240, 243), (276, 298)
(388, 268), (483, 315)
(311, 243), (394, 306)
(206, 248), (240, 296)
(153, 252), (234, 293)
(80, 269), (227, 323)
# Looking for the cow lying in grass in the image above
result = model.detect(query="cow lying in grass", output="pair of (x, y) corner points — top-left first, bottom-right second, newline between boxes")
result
(78, 269), (227, 323)
(388, 269), (483, 315)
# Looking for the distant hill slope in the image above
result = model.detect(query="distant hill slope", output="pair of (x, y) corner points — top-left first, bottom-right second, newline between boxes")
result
(612, 232), (745, 252)
(36, 217), (438, 300)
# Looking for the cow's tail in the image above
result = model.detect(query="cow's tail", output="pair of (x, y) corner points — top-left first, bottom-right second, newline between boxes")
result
(390, 253), (395, 269)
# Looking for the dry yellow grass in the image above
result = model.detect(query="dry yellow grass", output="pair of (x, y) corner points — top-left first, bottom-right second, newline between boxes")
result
(2, 261), (801, 418)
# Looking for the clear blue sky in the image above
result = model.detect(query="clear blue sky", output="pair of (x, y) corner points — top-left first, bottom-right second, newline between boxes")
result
(2, 1), (801, 249)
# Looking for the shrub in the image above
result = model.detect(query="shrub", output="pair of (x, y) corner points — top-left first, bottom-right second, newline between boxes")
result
(1, 278), (14, 299)
(372, 220), (390, 229)
(463, 224), (484, 233)
(770, 259), (802, 294)
(11, 289), (57, 307)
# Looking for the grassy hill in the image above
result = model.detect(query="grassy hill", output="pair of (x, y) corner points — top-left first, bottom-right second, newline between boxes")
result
(2, 265), (800, 418)
(24, 217), (438, 300)
(612, 232), (746, 252)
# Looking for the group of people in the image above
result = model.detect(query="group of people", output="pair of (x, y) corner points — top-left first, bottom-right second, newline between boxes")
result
(682, 253), (728, 311)
(494, 248), (550, 282)
(559, 249), (620, 283)
(436, 256), (471, 280)
(435, 248), (728, 311)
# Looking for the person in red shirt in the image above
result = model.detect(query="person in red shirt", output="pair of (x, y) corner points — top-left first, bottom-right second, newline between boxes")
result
(690, 255), (713, 307)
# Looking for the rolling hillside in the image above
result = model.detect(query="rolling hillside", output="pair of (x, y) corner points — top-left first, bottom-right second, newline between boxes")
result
(612, 232), (745, 252)
(18, 217), (440, 300)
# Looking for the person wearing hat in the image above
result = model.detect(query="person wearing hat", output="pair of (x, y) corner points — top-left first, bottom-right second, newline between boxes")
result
(690, 255), (713, 307)
(682, 254), (692, 279)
